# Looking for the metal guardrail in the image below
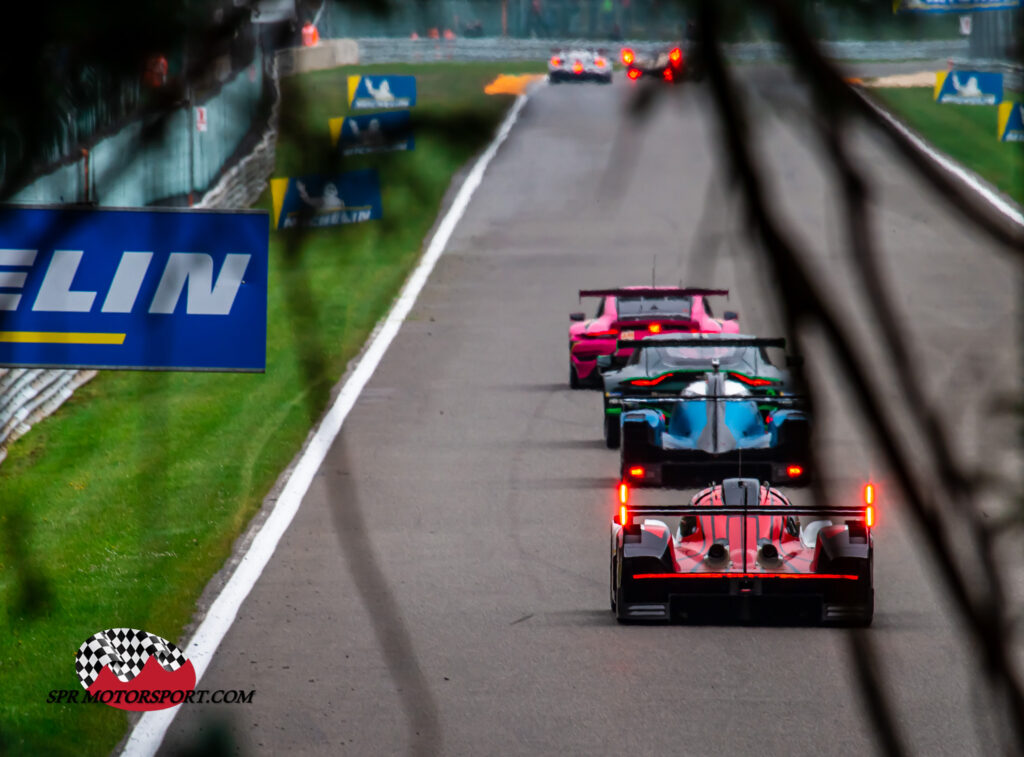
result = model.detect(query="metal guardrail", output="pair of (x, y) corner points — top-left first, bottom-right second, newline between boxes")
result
(354, 36), (970, 63)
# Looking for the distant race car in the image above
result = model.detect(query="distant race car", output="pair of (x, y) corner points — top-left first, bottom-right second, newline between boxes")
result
(620, 44), (686, 83)
(601, 334), (792, 448)
(548, 49), (613, 84)
(568, 287), (739, 389)
(619, 364), (809, 487)
(610, 477), (875, 625)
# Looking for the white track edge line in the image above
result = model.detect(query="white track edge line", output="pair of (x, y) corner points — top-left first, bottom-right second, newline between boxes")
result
(858, 88), (1024, 230)
(121, 92), (528, 757)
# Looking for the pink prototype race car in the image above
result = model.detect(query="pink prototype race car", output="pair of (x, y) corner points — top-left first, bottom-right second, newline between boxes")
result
(568, 287), (738, 388)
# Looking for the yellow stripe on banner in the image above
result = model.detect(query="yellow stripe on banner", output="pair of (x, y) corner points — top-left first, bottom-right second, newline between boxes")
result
(933, 71), (945, 101)
(270, 177), (289, 229)
(328, 116), (345, 147)
(347, 75), (361, 107)
(998, 101), (1013, 140)
(0, 331), (126, 345)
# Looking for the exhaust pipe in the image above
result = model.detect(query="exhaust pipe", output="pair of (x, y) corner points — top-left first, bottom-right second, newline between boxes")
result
(756, 539), (783, 569)
(705, 539), (730, 568)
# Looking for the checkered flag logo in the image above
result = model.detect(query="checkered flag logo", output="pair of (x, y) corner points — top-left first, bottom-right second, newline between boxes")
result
(75, 628), (188, 690)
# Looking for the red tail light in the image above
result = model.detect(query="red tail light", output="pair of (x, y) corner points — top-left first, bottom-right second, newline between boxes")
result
(573, 61), (584, 74)
(729, 372), (774, 387)
(629, 373), (671, 387)
(550, 56), (562, 66)
(663, 68), (673, 82)
(648, 323), (661, 334)
(619, 481), (629, 504)
(627, 68), (641, 80)
(618, 504), (628, 526)
(786, 465), (804, 478)
(585, 328), (619, 338)
(866, 505), (875, 528)
(628, 466), (645, 477)
(863, 483), (875, 506)
(669, 47), (682, 63)
(621, 47), (634, 65)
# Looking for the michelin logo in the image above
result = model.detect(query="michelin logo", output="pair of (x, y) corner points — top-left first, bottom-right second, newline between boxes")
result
(934, 70), (1003, 105)
(347, 75), (417, 110)
(0, 248), (248, 315)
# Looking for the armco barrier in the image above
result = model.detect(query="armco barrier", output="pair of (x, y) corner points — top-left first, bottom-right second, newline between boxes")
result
(353, 36), (969, 64)
(0, 51), (286, 464)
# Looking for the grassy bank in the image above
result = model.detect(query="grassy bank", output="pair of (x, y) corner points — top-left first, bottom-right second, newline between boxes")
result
(0, 60), (541, 756)
(871, 86), (1024, 205)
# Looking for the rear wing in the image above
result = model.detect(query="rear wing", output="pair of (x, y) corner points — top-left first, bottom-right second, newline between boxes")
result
(619, 395), (806, 406)
(579, 288), (728, 300)
(621, 505), (865, 518)
(615, 337), (786, 350)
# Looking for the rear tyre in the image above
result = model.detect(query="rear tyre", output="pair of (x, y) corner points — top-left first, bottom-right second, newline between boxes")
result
(604, 413), (620, 449)
(569, 361), (581, 389)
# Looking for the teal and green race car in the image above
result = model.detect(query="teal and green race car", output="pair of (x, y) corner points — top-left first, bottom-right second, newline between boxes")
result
(600, 334), (791, 448)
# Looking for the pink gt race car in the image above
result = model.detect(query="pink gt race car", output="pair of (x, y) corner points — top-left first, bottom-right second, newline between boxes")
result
(568, 287), (738, 388)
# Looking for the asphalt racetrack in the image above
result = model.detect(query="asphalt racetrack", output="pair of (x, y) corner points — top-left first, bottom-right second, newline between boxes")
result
(160, 66), (1022, 755)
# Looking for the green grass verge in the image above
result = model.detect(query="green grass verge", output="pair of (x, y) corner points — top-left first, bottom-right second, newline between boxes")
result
(871, 86), (1024, 206)
(0, 60), (542, 756)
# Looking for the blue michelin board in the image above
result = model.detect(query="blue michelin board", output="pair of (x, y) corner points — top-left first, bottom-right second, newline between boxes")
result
(330, 110), (415, 156)
(347, 75), (417, 109)
(270, 170), (382, 230)
(934, 70), (1003, 105)
(999, 102), (1024, 141)
(0, 206), (268, 371)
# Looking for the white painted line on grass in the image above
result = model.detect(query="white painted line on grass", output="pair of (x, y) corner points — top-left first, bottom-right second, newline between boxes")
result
(121, 92), (529, 757)
(858, 89), (1024, 230)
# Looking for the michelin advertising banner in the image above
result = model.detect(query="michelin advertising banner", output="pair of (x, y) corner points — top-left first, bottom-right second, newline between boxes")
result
(998, 102), (1024, 141)
(347, 75), (417, 109)
(329, 111), (415, 156)
(934, 70), (1003, 105)
(0, 206), (268, 371)
(896, 0), (1020, 11)
(270, 170), (382, 230)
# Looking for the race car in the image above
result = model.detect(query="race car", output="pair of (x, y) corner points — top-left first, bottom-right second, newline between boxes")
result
(568, 287), (738, 389)
(610, 477), (875, 625)
(619, 366), (810, 487)
(548, 49), (613, 84)
(601, 335), (791, 448)
(620, 44), (686, 83)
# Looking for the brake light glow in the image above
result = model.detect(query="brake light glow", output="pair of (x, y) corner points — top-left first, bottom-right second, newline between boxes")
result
(864, 483), (875, 506)
(621, 47), (634, 65)
(619, 504), (628, 526)
(866, 505), (875, 529)
(663, 68), (673, 82)
(669, 47), (682, 63)
(573, 61), (584, 74)
(550, 56), (562, 66)
(786, 465), (804, 478)
(596, 58), (607, 67)
(627, 68), (641, 80)
(649, 323), (661, 334)
(629, 466), (645, 477)
(629, 373), (671, 386)
(585, 328), (619, 338)
(729, 372), (774, 387)
(619, 482), (628, 504)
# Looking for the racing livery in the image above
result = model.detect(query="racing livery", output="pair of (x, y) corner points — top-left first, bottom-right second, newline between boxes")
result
(548, 50), (613, 83)
(568, 287), (738, 388)
(602, 334), (790, 448)
(611, 478), (875, 625)
(619, 366), (809, 487)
